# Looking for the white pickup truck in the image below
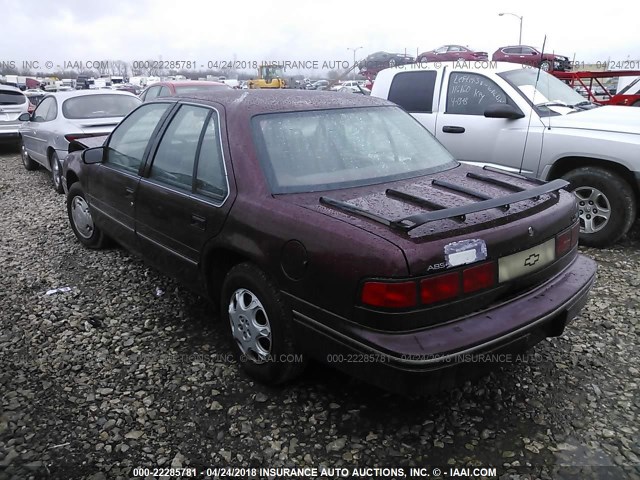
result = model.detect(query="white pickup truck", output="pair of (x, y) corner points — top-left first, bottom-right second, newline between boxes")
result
(371, 61), (640, 248)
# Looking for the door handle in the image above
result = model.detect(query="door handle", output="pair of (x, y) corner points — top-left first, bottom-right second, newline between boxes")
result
(442, 126), (465, 134)
(190, 214), (206, 230)
(124, 187), (135, 206)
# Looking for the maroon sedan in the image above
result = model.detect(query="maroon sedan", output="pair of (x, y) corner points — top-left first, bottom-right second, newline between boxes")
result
(492, 45), (571, 71)
(417, 45), (488, 63)
(139, 80), (231, 102)
(62, 90), (596, 395)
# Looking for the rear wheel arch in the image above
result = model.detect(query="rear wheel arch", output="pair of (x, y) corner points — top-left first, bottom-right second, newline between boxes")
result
(547, 157), (639, 198)
(46, 146), (56, 164)
(66, 170), (80, 191)
(202, 247), (253, 307)
(548, 158), (637, 247)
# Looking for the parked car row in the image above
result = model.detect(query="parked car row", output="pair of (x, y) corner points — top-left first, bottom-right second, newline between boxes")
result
(18, 90), (141, 192)
(53, 90), (597, 395)
(14, 63), (640, 393)
(417, 44), (571, 72)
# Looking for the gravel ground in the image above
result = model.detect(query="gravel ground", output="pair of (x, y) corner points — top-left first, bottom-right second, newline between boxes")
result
(1, 145), (639, 480)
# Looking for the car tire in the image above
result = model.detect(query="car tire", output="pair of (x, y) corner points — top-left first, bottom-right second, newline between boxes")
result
(562, 167), (636, 248)
(21, 139), (38, 171)
(632, 100), (640, 107)
(540, 60), (551, 71)
(50, 151), (64, 194)
(221, 262), (306, 385)
(67, 183), (107, 249)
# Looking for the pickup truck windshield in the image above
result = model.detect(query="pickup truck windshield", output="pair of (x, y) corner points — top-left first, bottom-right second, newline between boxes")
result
(253, 106), (457, 193)
(500, 68), (587, 111)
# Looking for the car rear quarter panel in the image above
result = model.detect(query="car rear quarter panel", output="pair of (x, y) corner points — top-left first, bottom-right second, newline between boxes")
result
(219, 110), (408, 321)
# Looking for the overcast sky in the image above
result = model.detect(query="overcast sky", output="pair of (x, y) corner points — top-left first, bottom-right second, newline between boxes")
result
(1, 0), (638, 74)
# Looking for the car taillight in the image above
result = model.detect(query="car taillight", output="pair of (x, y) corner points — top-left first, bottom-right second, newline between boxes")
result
(64, 133), (105, 142)
(556, 223), (579, 257)
(462, 262), (496, 293)
(420, 272), (460, 305)
(361, 281), (417, 308)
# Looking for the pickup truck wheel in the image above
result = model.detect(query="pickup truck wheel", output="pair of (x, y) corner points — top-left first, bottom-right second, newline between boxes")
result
(222, 263), (306, 385)
(50, 151), (64, 194)
(540, 60), (551, 71)
(67, 183), (107, 249)
(562, 167), (636, 248)
(21, 139), (38, 171)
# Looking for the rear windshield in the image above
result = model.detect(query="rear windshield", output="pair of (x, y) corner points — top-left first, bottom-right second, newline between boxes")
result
(0, 91), (27, 105)
(253, 106), (457, 193)
(174, 85), (230, 94)
(62, 94), (141, 119)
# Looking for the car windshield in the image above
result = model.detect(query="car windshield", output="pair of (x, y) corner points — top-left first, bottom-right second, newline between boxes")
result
(62, 94), (141, 119)
(499, 68), (588, 112)
(253, 106), (457, 194)
(174, 85), (230, 94)
(0, 91), (26, 105)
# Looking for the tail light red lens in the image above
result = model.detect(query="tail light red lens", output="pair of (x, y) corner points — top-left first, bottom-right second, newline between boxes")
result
(361, 281), (417, 308)
(463, 262), (496, 293)
(555, 229), (572, 257)
(64, 133), (105, 142)
(556, 223), (579, 257)
(420, 272), (460, 305)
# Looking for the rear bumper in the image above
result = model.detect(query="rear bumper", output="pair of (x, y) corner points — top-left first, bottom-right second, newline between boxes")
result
(292, 254), (597, 395)
(0, 124), (21, 143)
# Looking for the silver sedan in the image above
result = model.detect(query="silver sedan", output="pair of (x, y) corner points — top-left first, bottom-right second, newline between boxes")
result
(19, 90), (141, 193)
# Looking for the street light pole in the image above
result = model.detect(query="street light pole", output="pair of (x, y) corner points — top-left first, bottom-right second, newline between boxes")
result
(498, 12), (523, 45)
(347, 46), (363, 81)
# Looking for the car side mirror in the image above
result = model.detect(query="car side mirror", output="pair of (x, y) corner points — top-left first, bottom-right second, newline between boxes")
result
(83, 146), (105, 164)
(18, 113), (31, 122)
(484, 104), (525, 119)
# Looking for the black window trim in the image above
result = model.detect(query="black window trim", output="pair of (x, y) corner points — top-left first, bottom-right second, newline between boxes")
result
(141, 101), (230, 207)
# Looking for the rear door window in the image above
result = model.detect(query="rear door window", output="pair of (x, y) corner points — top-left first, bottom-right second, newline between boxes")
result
(387, 71), (437, 113)
(195, 115), (228, 199)
(149, 105), (210, 190)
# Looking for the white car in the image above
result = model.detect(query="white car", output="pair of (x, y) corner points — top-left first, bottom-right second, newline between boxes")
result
(372, 62), (640, 248)
(19, 90), (141, 193)
(0, 85), (29, 146)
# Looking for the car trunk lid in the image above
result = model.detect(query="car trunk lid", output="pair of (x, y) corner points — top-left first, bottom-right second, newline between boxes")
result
(278, 164), (576, 277)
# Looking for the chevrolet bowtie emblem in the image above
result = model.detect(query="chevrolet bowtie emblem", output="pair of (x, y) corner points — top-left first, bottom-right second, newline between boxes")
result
(524, 253), (540, 267)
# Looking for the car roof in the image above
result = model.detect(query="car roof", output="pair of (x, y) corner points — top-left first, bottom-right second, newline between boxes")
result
(154, 89), (392, 117)
(0, 84), (25, 94)
(45, 89), (138, 100)
(149, 81), (228, 87)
